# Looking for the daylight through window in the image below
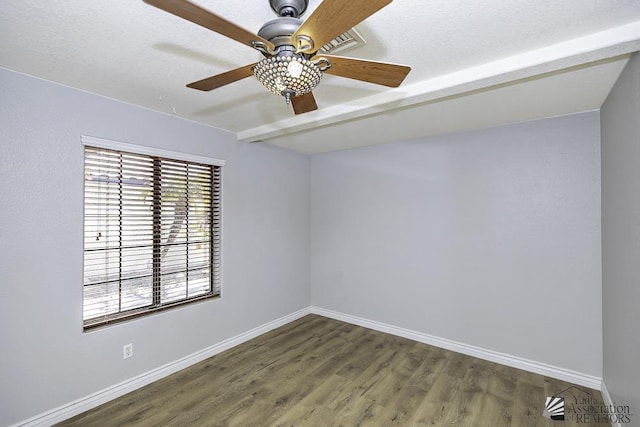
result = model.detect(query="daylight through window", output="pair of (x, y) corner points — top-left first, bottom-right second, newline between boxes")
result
(83, 142), (222, 329)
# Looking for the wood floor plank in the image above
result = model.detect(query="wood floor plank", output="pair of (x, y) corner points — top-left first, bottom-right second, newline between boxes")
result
(410, 372), (464, 425)
(57, 315), (610, 427)
(376, 347), (454, 424)
(512, 379), (550, 426)
(468, 371), (517, 426)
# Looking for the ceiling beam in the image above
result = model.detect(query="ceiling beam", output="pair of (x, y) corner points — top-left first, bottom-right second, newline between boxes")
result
(237, 20), (640, 143)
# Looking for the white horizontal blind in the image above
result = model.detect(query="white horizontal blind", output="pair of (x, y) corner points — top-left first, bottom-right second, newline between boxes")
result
(83, 145), (222, 329)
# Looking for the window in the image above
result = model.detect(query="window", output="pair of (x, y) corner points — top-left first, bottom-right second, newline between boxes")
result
(82, 137), (223, 330)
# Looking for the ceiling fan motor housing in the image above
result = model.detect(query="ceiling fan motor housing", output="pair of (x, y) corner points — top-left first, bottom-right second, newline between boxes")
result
(258, 17), (307, 56)
(269, 0), (308, 17)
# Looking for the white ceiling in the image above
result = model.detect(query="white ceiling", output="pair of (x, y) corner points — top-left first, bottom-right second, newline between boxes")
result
(2, 0), (640, 153)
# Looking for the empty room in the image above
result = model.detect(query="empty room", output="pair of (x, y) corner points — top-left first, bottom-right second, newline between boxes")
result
(1, 0), (639, 426)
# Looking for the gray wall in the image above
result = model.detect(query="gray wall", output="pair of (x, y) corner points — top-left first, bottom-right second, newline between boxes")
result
(601, 53), (640, 411)
(310, 112), (602, 376)
(0, 68), (310, 426)
(0, 63), (614, 425)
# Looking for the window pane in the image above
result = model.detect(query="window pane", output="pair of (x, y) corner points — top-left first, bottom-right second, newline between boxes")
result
(83, 282), (119, 320)
(188, 268), (211, 298)
(121, 277), (153, 311)
(84, 248), (120, 286)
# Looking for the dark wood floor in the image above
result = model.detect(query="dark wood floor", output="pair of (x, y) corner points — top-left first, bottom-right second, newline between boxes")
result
(58, 315), (608, 426)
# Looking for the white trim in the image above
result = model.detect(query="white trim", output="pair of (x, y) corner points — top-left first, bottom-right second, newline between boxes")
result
(309, 306), (602, 390)
(12, 308), (311, 427)
(601, 381), (622, 427)
(14, 306), (605, 426)
(81, 135), (226, 167)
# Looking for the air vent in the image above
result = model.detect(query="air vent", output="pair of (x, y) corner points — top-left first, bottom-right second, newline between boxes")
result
(319, 28), (366, 54)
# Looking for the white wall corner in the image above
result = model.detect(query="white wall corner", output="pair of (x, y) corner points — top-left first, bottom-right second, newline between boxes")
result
(601, 380), (623, 427)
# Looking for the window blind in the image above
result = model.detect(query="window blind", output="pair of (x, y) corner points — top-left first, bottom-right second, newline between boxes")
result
(83, 145), (222, 329)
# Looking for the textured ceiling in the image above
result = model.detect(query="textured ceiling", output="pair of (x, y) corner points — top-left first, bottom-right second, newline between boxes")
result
(2, 0), (640, 153)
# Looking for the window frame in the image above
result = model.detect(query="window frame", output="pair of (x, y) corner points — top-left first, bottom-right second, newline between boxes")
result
(81, 135), (224, 331)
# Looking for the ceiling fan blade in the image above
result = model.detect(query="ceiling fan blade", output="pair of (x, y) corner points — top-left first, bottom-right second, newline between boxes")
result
(315, 55), (411, 87)
(291, 92), (318, 115)
(292, 0), (392, 54)
(143, 0), (274, 52)
(187, 63), (257, 91)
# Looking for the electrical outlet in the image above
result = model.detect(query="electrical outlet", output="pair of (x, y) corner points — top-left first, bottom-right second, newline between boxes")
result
(123, 343), (133, 359)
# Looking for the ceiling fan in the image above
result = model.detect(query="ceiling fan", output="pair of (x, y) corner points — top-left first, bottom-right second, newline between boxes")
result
(143, 0), (411, 115)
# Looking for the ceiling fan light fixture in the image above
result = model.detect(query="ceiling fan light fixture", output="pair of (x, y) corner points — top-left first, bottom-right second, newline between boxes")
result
(144, 0), (411, 115)
(253, 55), (322, 100)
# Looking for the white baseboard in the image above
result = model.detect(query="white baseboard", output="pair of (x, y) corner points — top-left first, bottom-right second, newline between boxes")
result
(601, 381), (622, 427)
(309, 306), (602, 390)
(15, 306), (603, 426)
(13, 307), (311, 427)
